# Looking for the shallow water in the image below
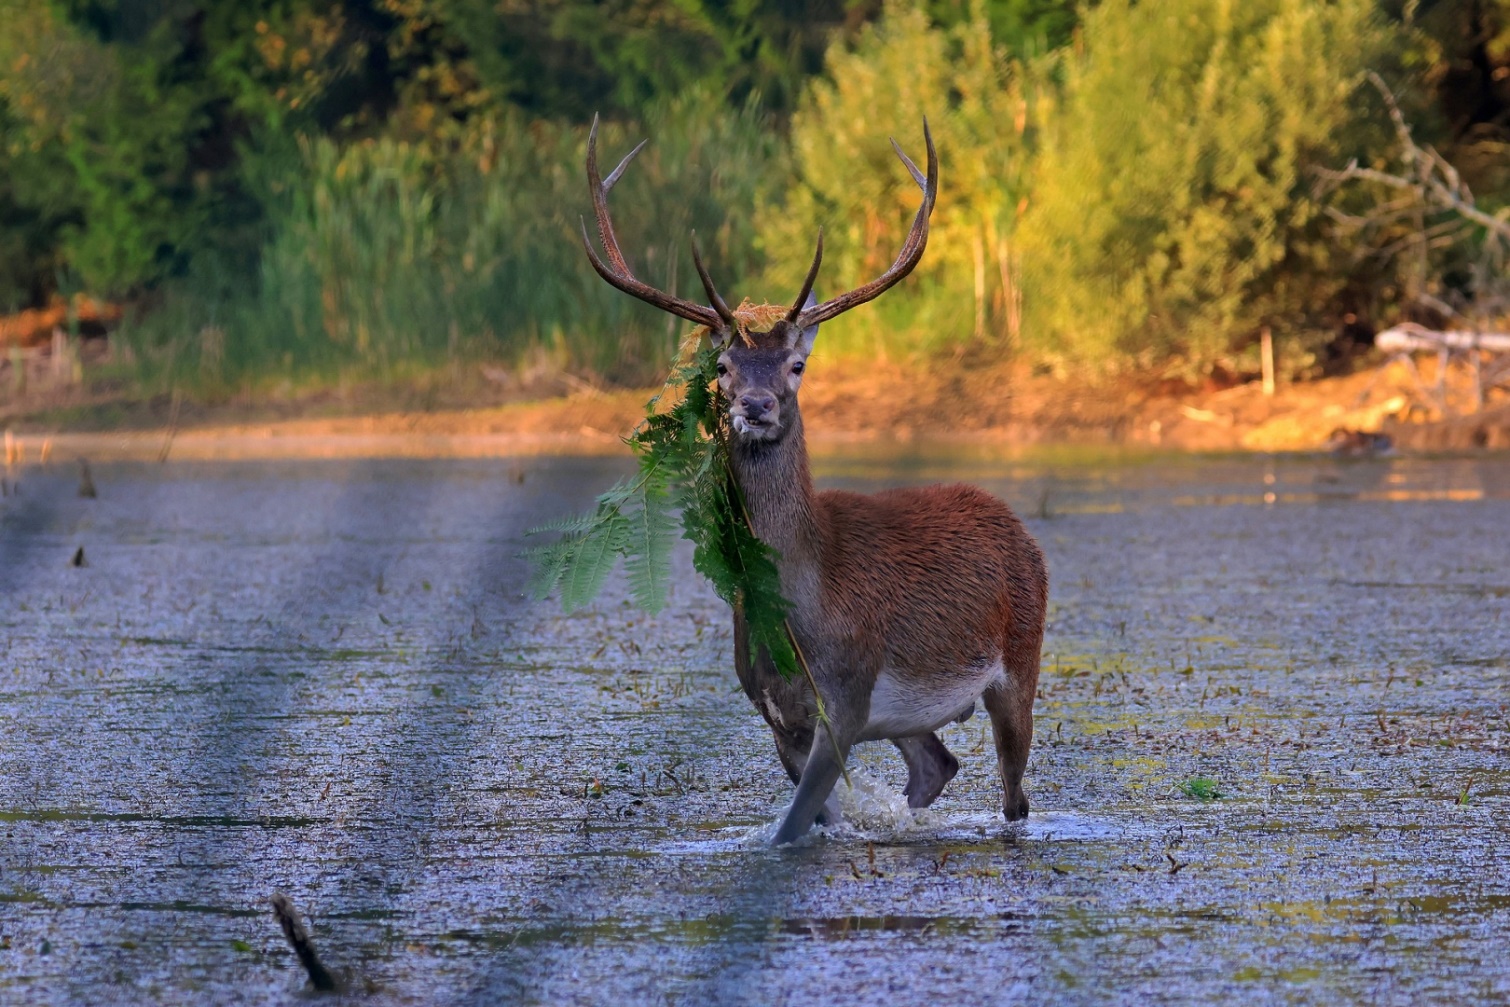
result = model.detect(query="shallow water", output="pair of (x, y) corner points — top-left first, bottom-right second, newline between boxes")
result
(2, 448), (1508, 1005)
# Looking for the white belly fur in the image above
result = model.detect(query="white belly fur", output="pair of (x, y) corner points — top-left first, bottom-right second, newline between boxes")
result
(862, 659), (1006, 740)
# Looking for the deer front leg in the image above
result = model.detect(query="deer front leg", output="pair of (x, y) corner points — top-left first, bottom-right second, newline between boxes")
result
(771, 730), (804, 786)
(893, 733), (960, 809)
(983, 676), (1034, 822)
(772, 728), (849, 846)
(776, 733), (843, 826)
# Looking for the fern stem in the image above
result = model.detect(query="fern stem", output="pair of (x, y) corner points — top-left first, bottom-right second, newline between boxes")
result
(782, 617), (852, 790)
(726, 460), (851, 789)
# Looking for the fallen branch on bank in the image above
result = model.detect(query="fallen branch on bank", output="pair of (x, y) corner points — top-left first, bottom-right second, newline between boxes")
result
(1374, 324), (1510, 355)
(1365, 324), (1510, 414)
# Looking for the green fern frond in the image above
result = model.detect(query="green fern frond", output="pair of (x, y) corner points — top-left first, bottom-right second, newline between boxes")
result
(527, 340), (798, 677)
(559, 516), (626, 612)
(524, 512), (604, 538)
(525, 538), (575, 601)
(624, 489), (676, 613)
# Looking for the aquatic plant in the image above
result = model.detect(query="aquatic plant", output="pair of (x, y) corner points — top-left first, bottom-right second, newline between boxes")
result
(1179, 777), (1223, 801)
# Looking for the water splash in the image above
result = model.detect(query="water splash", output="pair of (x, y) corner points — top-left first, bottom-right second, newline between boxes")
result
(725, 768), (1166, 848)
(830, 766), (937, 834)
(730, 767), (939, 847)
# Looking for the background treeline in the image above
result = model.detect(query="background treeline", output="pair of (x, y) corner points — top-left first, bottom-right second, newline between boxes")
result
(1, 0), (1506, 394)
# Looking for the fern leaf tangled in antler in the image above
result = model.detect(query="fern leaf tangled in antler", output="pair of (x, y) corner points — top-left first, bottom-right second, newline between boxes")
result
(528, 303), (799, 677)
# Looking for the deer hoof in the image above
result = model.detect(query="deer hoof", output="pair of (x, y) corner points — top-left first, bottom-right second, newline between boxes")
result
(1002, 790), (1030, 822)
(903, 747), (959, 809)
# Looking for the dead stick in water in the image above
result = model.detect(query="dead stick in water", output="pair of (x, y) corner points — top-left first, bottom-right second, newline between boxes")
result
(77, 459), (96, 499)
(157, 389), (182, 463)
(270, 892), (337, 991)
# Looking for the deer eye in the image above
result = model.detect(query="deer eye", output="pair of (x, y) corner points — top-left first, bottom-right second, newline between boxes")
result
(790, 361), (805, 375)
(716, 362), (727, 376)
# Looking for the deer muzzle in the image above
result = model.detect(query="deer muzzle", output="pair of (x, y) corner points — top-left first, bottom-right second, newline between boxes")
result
(731, 394), (780, 439)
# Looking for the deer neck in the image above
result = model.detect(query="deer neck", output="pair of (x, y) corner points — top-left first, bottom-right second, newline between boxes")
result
(728, 406), (823, 586)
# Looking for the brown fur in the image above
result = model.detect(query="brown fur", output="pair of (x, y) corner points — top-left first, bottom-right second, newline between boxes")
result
(720, 320), (1049, 843)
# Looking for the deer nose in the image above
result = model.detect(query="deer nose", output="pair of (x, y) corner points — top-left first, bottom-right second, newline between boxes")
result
(739, 394), (776, 418)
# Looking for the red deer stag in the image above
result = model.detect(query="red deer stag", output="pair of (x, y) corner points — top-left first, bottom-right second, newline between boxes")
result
(580, 116), (1048, 845)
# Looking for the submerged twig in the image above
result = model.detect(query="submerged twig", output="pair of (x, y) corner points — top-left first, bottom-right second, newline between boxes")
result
(270, 892), (337, 992)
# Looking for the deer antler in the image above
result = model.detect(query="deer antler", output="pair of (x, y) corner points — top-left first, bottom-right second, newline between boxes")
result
(785, 229), (824, 324)
(579, 115), (733, 331)
(790, 120), (938, 330)
(690, 232), (740, 331)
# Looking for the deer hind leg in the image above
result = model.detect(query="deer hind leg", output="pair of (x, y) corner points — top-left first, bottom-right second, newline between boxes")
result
(893, 733), (960, 809)
(984, 642), (1041, 822)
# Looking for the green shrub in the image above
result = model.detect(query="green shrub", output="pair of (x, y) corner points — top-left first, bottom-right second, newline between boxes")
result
(0, 0), (217, 299)
(1015, 0), (1397, 373)
(760, 0), (1035, 361)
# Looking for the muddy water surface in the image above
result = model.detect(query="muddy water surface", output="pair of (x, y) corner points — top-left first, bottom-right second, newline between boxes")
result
(1, 450), (1508, 1005)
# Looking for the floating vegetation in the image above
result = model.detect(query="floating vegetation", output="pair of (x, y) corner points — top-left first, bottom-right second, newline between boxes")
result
(1179, 777), (1223, 802)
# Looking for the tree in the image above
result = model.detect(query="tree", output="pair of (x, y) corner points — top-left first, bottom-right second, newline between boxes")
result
(759, 0), (1035, 358)
(1015, 0), (1399, 371)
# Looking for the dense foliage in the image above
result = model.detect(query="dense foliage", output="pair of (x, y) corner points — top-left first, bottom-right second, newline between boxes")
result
(1016, 0), (1393, 370)
(1, 0), (1507, 385)
(761, 1), (1036, 358)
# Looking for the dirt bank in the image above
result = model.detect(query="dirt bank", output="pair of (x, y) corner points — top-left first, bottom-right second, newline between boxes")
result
(2, 354), (1504, 462)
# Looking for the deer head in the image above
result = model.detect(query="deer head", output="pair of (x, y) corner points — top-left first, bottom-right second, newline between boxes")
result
(580, 116), (938, 443)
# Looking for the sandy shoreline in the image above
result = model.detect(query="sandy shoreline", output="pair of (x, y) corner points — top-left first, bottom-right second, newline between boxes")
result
(4, 357), (1506, 463)
(3, 422), (1133, 465)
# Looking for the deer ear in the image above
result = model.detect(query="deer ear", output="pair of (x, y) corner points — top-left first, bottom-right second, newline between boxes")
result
(708, 325), (731, 350)
(793, 291), (818, 356)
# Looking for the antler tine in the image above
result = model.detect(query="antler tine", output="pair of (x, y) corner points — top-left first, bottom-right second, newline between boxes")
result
(586, 114), (641, 276)
(786, 229), (823, 323)
(581, 114), (723, 329)
(578, 219), (722, 327)
(602, 139), (647, 192)
(890, 138), (927, 192)
(795, 119), (938, 330)
(690, 232), (740, 331)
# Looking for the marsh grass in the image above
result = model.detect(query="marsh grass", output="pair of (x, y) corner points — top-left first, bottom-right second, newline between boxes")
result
(114, 90), (778, 399)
